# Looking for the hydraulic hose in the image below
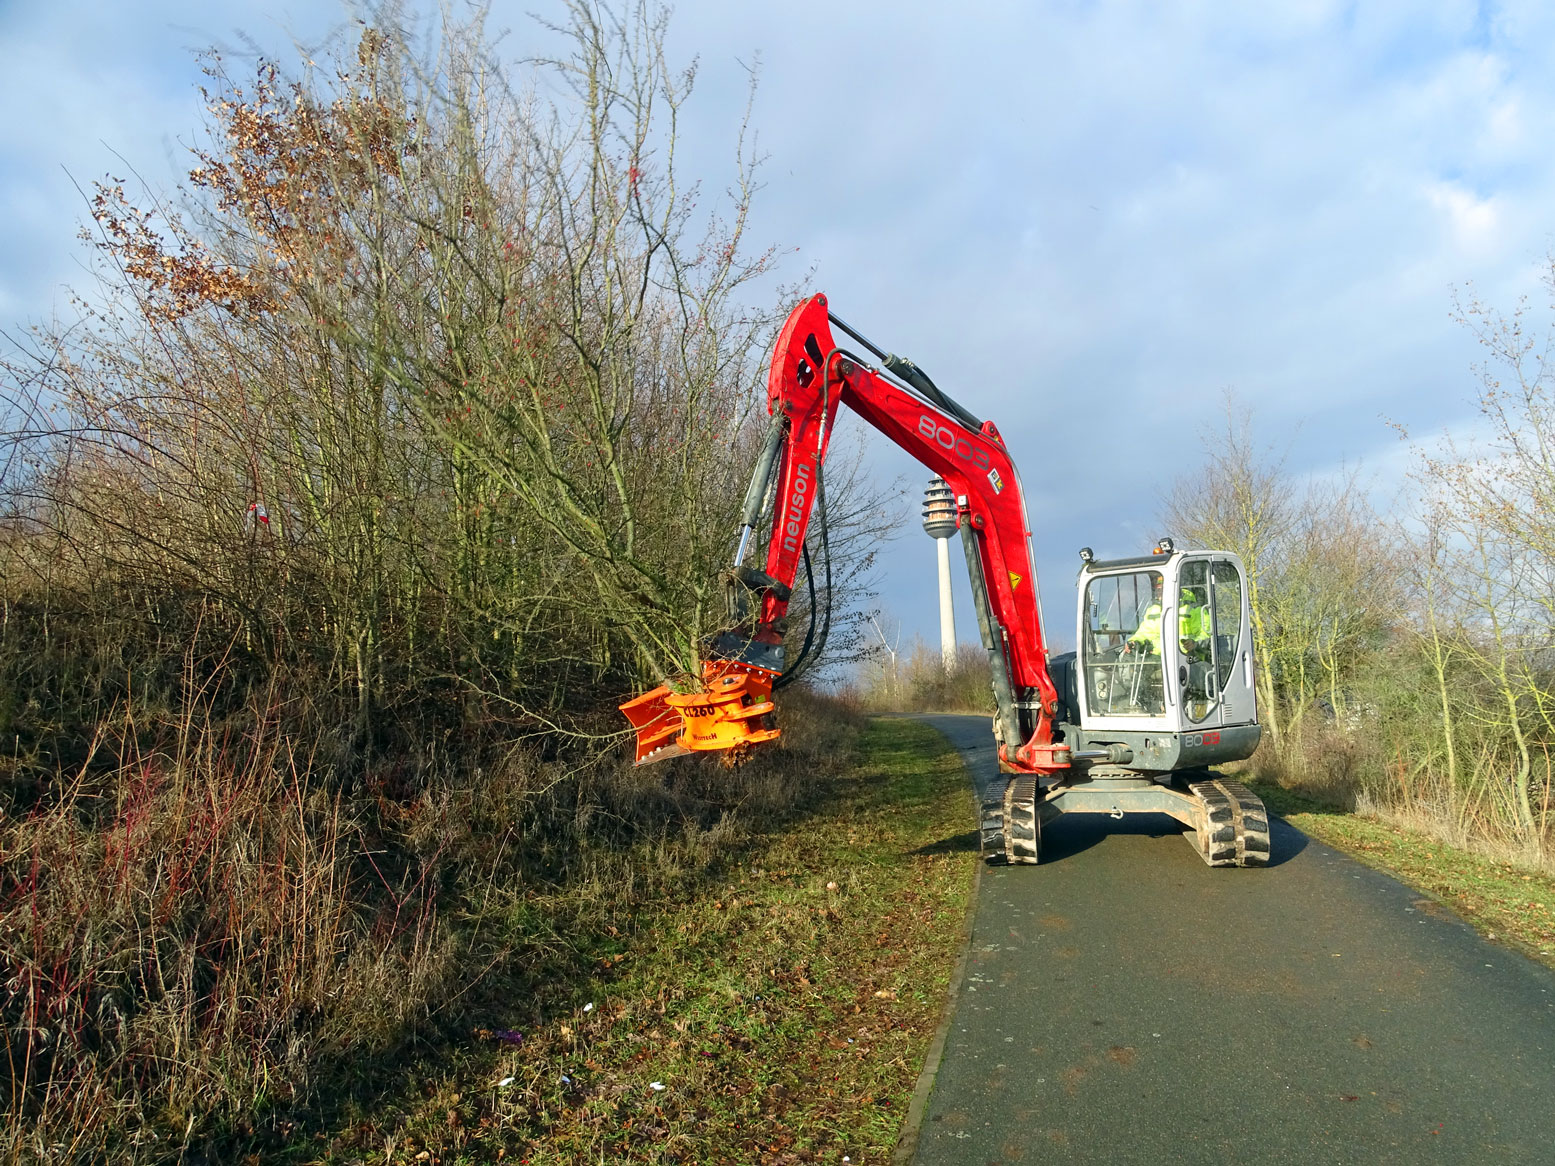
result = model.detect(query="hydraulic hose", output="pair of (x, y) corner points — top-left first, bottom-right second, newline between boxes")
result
(774, 353), (839, 688)
(827, 313), (982, 432)
(774, 541), (817, 690)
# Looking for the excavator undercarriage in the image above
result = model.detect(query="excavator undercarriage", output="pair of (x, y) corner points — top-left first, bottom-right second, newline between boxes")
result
(980, 770), (1271, 867)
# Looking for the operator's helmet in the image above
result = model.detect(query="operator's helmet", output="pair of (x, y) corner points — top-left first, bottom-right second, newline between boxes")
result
(1182, 588), (1200, 604)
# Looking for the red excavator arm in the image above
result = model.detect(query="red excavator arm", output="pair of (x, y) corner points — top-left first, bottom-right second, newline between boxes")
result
(621, 292), (1068, 774)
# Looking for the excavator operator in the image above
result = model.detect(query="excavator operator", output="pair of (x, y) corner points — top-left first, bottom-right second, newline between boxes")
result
(1178, 587), (1212, 659)
(1124, 575), (1166, 656)
(1125, 577), (1212, 658)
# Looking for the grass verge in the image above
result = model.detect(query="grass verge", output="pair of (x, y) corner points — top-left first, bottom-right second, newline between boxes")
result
(1248, 780), (1555, 969)
(318, 716), (976, 1165)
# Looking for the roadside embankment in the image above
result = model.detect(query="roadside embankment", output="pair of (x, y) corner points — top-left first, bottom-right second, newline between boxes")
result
(388, 715), (976, 1165)
(2, 696), (977, 1164)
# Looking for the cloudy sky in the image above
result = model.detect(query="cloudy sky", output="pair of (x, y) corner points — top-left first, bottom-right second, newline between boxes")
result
(4, 0), (1552, 655)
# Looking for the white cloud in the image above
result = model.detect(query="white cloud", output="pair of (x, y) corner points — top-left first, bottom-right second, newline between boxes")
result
(1427, 182), (1501, 253)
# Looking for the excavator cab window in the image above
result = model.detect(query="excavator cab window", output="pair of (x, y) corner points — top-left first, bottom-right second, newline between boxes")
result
(1176, 558), (1248, 724)
(1082, 570), (1166, 717)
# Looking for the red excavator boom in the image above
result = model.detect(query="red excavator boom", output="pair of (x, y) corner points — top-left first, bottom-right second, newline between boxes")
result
(620, 292), (1066, 774)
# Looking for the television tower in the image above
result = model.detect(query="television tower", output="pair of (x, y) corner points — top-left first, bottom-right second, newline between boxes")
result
(921, 477), (958, 672)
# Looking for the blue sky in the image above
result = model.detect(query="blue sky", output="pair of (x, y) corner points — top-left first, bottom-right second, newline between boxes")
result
(4, 0), (1553, 655)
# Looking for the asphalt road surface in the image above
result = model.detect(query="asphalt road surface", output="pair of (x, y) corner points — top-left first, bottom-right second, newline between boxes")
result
(906, 715), (1555, 1166)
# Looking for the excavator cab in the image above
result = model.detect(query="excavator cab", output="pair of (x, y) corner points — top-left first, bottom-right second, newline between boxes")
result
(1067, 542), (1261, 770)
(982, 540), (1270, 868)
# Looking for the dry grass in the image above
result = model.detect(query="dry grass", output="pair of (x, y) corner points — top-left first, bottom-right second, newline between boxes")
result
(1244, 720), (1553, 872)
(1355, 803), (1551, 873)
(319, 716), (976, 1165)
(0, 668), (891, 1162)
(849, 641), (993, 715)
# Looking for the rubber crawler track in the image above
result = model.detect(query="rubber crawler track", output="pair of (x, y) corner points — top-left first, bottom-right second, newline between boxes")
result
(979, 789), (1007, 862)
(1004, 776), (1040, 864)
(980, 776), (1040, 864)
(1187, 778), (1270, 867)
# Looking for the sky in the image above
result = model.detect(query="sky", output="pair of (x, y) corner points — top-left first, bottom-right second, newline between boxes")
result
(4, 0), (1553, 657)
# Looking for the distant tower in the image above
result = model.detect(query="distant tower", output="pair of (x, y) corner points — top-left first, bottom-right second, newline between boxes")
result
(921, 477), (959, 673)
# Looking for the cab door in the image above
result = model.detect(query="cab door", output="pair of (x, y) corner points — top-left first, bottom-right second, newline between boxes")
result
(1077, 565), (1174, 731)
(1172, 554), (1256, 730)
(1209, 555), (1256, 727)
(1173, 557), (1222, 728)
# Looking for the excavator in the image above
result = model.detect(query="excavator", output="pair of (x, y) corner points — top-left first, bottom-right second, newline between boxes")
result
(620, 293), (1269, 867)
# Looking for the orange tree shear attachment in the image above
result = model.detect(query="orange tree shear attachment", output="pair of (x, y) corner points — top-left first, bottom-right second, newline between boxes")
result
(619, 660), (780, 766)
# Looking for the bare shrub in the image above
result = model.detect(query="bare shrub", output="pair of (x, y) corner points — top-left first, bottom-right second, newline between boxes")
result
(0, 4), (886, 1159)
(853, 635), (992, 714)
(0, 3), (794, 753)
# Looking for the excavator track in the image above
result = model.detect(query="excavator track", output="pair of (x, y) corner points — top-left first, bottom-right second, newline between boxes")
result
(1187, 777), (1270, 867)
(978, 789), (1006, 861)
(981, 776), (1040, 865)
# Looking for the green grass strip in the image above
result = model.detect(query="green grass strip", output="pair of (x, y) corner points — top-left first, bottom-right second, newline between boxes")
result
(1250, 780), (1555, 969)
(339, 717), (975, 1165)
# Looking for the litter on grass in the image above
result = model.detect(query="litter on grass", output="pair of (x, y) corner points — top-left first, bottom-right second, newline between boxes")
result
(650, 1082), (666, 1091)
(497, 1077), (515, 1088)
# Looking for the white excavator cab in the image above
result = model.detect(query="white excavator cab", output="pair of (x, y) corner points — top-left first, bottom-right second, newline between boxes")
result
(1067, 546), (1261, 769)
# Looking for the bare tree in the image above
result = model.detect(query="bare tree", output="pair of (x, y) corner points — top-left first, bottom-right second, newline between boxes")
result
(0, 2), (898, 750)
(1165, 396), (1400, 750)
(1402, 270), (1555, 840)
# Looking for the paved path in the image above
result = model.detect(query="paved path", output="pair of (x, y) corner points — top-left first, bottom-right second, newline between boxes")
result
(906, 715), (1555, 1165)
